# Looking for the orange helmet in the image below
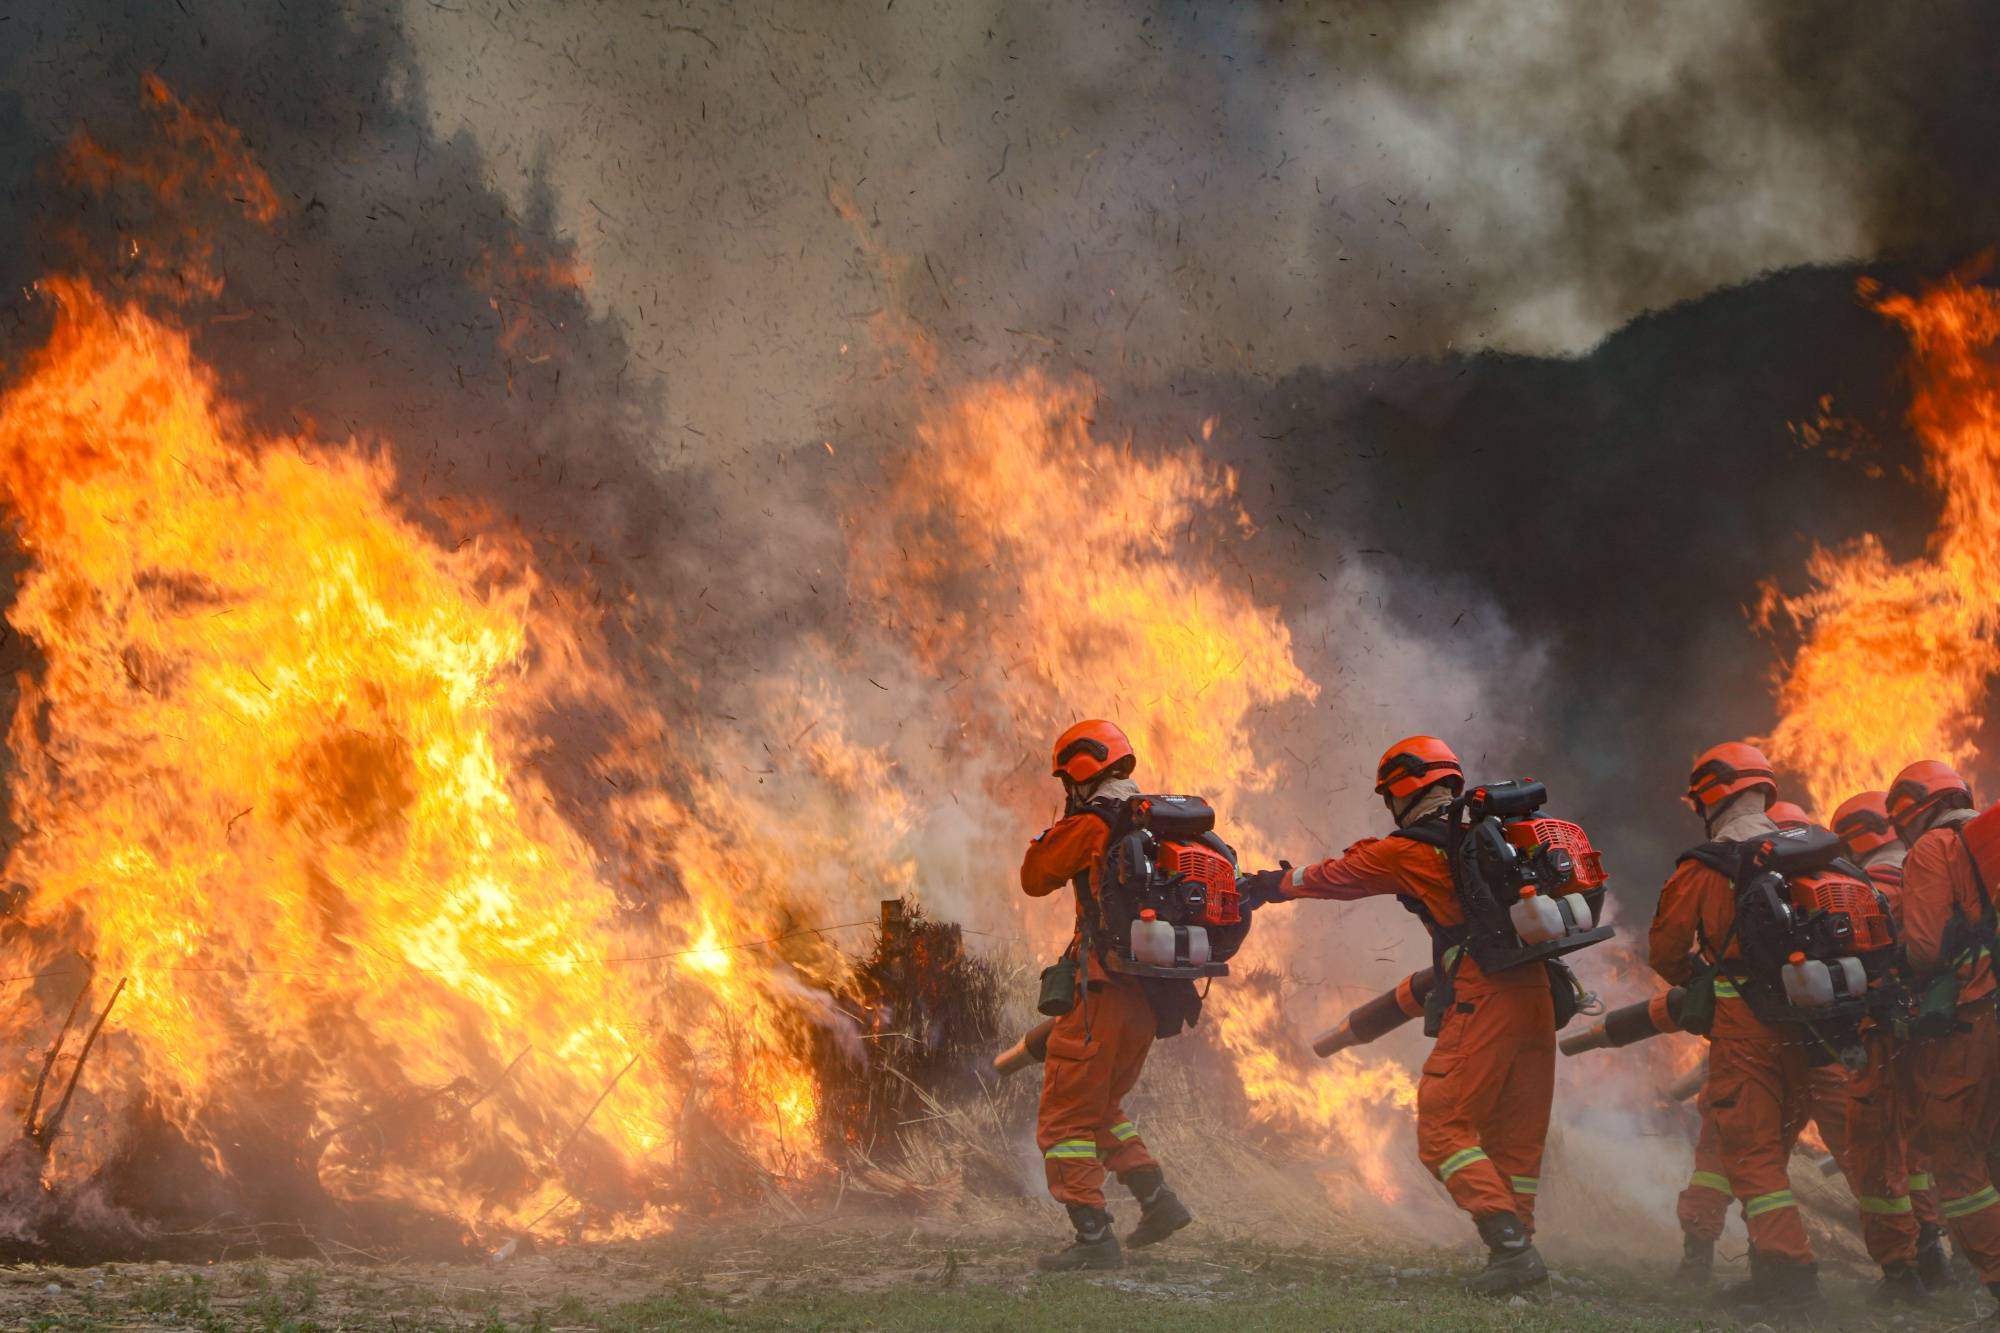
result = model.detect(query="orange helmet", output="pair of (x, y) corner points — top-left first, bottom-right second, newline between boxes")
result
(1051, 719), (1135, 785)
(1832, 791), (1898, 859)
(1375, 735), (1464, 801)
(1685, 742), (1777, 815)
(1767, 800), (1812, 830)
(1886, 760), (1972, 836)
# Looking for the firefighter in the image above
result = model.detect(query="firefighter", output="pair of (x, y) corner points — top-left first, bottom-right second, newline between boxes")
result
(1670, 792), (1876, 1290)
(1237, 735), (1553, 1295)
(1649, 743), (1827, 1306)
(1766, 801), (1813, 830)
(1886, 760), (2000, 1302)
(1020, 719), (1193, 1271)
(1834, 790), (1951, 1290)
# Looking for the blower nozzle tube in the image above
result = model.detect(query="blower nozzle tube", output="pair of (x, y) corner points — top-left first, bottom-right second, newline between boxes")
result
(993, 1016), (1061, 1076)
(1312, 968), (1436, 1058)
(1559, 987), (1685, 1056)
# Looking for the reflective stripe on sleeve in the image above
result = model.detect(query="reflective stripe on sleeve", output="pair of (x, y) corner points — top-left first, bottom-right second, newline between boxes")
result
(1908, 1172), (1935, 1192)
(1712, 977), (1741, 999)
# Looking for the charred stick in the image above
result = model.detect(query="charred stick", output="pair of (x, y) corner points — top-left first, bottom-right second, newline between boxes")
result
(24, 975), (93, 1137)
(306, 1050), (528, 1158)
(35, 976), (126, 1148)
(554, 1047), (644, 1163)
(465, 1044), (534, 1112)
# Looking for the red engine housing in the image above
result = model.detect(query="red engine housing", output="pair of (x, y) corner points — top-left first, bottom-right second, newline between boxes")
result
(1791, 870), (1897, 955)
(1160, 840), (1239, 926)
(1503, 816), (1607, 890)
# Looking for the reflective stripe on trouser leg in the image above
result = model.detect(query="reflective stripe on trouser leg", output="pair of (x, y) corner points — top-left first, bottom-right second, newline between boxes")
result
(1510, 1176), (1538, 1197)
(1688, 1171), (1730, 1193)
(1858, 1195), (1914, 1215)
(1909, 1172), (1935, 1192)
(1942, 1186), (2000, 1220)
(1097, 1109), (1156, 1179)
(1044, 1139), (1099, 1161)
(1437, 1147), (1489, 1182)
(1743, 1189), (1796, 1219)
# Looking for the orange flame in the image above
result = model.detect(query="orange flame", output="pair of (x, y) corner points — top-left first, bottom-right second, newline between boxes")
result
(3, 77), (1438, 1233)
(0, 278), (847, 1234)
(1766, 275), (2000, 808)
(858, 371), (1418, 1200)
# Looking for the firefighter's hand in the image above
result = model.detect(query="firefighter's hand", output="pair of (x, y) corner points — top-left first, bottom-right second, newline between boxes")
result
(1237, 864), (1291, 910)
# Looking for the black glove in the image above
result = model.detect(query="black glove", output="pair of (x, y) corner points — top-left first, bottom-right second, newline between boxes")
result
(1237, 862), (1292, 911)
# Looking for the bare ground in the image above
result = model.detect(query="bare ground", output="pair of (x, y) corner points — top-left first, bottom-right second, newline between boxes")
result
(0, 1205), (1987, 1332)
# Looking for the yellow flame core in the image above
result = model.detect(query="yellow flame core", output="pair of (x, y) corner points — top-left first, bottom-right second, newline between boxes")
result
(0, 280), (832, 1229)
(1768, 278), (2000, 809)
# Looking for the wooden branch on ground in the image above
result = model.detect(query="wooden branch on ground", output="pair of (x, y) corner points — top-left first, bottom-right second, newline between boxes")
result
(34, 976), (127, 1149)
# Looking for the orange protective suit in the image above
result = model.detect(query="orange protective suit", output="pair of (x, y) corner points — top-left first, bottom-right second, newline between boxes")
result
(1677, 1087), (1732, 1243)
(1284, 829), (1554, 1228)
(1021, 805), (1161, 1209)
(1836, 1031), (1921, 1270)
(1651, 856), (1816, 1265)
(1861, 857), (1940, 1231)
(1677, 1061), (1898, 1254)
(1898, 813), (2000, 1282)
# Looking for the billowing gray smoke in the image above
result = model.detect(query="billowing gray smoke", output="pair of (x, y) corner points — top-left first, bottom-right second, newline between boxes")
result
(5, 0), (1993, 862)
(385, 0), (1997, 868)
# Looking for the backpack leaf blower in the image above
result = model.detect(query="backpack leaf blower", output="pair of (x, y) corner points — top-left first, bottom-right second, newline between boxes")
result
(1095, 795), (1248, 980)
(1407, 780), (1615, 976)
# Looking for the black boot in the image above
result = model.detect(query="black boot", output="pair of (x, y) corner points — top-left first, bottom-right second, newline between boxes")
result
(1675, 1234), (1714, 1286)
(1716, 1250), (1820, 1309)
(1917, 1223), (1955, 1290)
(1870, 1262), (1927, 1307)
(1037, 1205), (1122, 1272)
(1122, 1172), (1192, 1249)
(1463, 1213), (1548, 1296)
